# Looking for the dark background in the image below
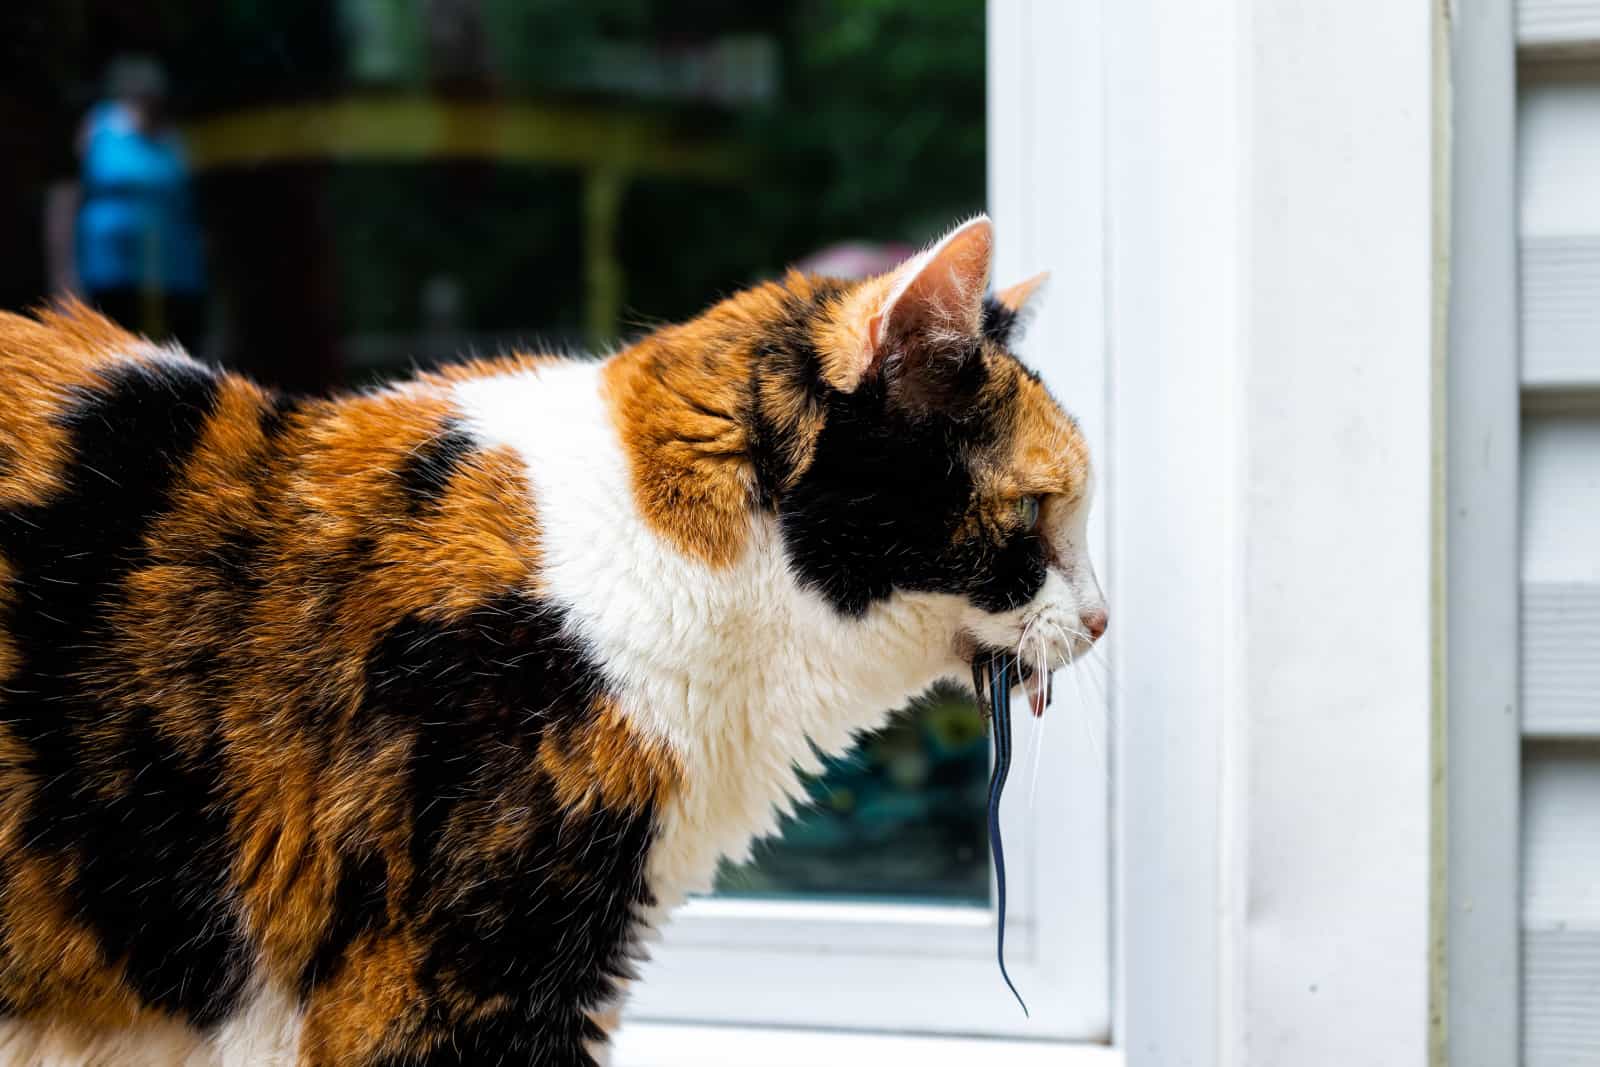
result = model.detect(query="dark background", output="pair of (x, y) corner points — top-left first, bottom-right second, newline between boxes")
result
(0, 0), (984, 390)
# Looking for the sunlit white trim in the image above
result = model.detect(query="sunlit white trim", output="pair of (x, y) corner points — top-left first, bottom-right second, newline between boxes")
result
(613, 1024), (1122, 1067)
(675, 896), (991, 927)
(660, 897), (995, 955)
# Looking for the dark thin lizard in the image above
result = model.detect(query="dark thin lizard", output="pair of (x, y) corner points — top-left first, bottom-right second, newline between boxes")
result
(973, 650), (1032, 1017)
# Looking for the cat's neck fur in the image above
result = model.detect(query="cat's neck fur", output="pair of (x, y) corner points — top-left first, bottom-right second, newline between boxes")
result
(451, 301), (963, 907)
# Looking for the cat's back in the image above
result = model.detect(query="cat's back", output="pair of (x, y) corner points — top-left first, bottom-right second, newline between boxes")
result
(0, 302), (225, 515)
(0, 306), (632, 1062)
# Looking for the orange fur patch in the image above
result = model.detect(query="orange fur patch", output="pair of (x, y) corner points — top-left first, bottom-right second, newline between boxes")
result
(953, 357), (1093, 547)
(539, 697), (682, 815)
(0, 557), (15, 686)
(0, 856), (141, 1028)
(1004, 371), (1092, 505)
(602, 316), (758, 567)
(0, 302), (150, 509)
(298, 933), (428, 1067)
(811, 270), (892, 394)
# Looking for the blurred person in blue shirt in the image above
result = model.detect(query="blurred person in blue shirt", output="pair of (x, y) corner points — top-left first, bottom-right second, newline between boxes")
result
(69, 56), (206, 349)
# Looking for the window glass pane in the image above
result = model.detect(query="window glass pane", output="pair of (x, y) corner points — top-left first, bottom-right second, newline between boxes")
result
(3, 0), (986, 906)
(714, 683), (990, 904)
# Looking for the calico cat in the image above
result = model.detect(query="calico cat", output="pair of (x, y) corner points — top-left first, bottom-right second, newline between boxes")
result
(0, 216), (1105, 1066)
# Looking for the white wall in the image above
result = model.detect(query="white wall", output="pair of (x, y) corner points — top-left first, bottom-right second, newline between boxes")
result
(1108, 1), (1442, 1064)
(1239, 1), (1439, 1062)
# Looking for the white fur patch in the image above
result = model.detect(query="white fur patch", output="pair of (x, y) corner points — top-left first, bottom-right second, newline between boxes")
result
(0, 1018), (201, 1067)
(203, 982), (301, 1067)
(0, 984), (302, 1067)
(453, 361), (975, 910)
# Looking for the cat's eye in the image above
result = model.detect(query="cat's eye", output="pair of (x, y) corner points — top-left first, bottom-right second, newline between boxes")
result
(1015, 495), (1041, 532)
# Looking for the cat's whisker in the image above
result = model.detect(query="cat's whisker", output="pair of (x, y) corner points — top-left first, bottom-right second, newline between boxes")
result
(1041, 621), (1116, 762)
(1073, 645), (1124, 711)
(1026, 626), (1051, 807)
(1064, 640), (1109, 781)
(1050, 621), (1122, 704)
(1013, 618), (1044, 718)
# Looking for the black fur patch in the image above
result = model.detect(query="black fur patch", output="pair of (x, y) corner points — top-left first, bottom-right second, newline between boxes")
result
(257, 393), (303, 445)
(301, 849), (390, 993)
(0, 360), (251, 1026)
(353, 597), (656, 1064)
(209, 528), (267, 591)
(81, 709), (250, 1025)
(374, 1011), (603, 1067)
(751, 289), (1049, 618)
(780, 376), (1047, 616)
(981, 295), (1022, 346)
(396, 422), (476, 514)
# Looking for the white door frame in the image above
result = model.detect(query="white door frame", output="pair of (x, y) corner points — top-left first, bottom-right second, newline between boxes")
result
(1105, 0), (1445, 1064)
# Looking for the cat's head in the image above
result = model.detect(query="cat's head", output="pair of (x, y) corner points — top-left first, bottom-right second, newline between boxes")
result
(764, 216), (1107, 689)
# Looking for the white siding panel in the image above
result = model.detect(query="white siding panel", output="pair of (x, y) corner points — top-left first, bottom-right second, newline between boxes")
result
(1522, 417), (1600, 735)
(1523, 237), (1600, 388)
(1523, 747), (1600, 921)
(1521, 417), (1600, 582)
(1524, 749), (1600, 1064)
(1524, 928), (1600, 1066)
(1520, 1), (1600, 51)
(1524, 582), (1600, 736)
(1521, 81), (1600, 388)
(1520, 80), (1600, 239)
(1519, 19), (1600, 1067)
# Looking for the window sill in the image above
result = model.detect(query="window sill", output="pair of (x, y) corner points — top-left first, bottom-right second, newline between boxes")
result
(611, 1023), (1123, 1067)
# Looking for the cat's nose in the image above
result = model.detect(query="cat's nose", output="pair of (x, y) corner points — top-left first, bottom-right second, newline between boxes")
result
(1081, 608), (1109, 642)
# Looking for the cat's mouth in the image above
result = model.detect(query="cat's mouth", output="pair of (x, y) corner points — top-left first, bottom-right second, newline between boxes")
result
(968, 646), (1052, 719)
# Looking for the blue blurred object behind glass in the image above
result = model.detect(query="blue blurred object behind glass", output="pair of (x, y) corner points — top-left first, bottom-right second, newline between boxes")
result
(78, 100), (205, 295)
(74, 55), (205, 348)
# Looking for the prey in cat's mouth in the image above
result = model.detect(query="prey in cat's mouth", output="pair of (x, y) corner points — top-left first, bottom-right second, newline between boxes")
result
(968, 606), (1106, 1016)
(971, 647), (1032, 1016)
(968, 644), (1048, 715)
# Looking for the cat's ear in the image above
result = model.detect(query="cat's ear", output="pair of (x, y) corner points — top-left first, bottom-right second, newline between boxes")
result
(983, 271), (1049, 345)
(995, 271), (1048, 315)
(866, 216), (993, 367)
(821, 217), (994, 403)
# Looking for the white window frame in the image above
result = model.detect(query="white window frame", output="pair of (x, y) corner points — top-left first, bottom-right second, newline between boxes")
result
(623, 0), (1114, 1051)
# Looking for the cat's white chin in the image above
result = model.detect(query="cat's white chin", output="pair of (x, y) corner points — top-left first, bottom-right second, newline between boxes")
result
(959, 595), (1102, 676)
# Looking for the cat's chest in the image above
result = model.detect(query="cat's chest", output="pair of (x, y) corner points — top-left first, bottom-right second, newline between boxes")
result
(614, 563), (957, 909)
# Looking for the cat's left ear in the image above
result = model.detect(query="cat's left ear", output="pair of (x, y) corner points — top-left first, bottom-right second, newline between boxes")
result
(866, 216), (993, 363)
(823, 217), (993, 402)
(824, 217), (992, 411)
